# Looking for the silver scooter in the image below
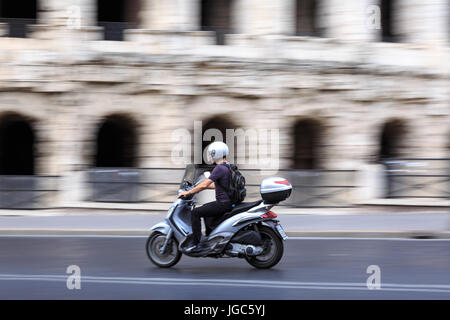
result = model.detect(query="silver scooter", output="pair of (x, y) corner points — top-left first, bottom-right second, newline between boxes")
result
(146, 172), (292, 269)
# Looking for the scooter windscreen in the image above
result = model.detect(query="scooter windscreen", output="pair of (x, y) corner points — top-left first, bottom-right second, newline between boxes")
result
(179, 164), (215, 189)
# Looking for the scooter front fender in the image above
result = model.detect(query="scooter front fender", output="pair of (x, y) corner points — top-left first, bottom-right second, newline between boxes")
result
(150, 222), (171, 235)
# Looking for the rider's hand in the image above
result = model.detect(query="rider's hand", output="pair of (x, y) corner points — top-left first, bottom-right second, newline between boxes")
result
(178, 191), (190, 199)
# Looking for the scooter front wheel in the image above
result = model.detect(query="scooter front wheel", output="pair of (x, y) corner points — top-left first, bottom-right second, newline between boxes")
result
(146, 232), (182, 268)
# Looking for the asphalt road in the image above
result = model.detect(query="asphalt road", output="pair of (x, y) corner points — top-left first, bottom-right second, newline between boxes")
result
(0, 235), (449, 299)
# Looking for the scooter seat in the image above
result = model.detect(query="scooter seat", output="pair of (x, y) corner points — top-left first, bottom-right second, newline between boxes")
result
(205, 200), (263, 233)
(227, 200), (263, 217)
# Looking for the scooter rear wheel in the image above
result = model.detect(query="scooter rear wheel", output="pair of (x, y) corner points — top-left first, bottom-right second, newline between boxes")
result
(245, 225), (283, 269)
(146, 232), (182, 268)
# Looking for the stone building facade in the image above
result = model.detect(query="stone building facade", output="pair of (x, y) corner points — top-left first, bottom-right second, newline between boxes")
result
(0, 0), (448, 208)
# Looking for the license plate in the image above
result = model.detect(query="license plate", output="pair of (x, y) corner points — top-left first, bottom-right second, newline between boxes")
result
(275, 224), (288, 240)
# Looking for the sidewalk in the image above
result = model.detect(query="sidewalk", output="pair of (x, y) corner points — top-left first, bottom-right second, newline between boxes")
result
(0, 206), (448, 239)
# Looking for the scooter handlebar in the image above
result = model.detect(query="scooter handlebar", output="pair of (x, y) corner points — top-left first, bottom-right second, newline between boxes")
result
(178, 193), (194, 201)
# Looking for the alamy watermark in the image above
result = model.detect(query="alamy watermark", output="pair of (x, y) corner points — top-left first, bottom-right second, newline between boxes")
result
(64, 4), (381, 31)
(171, 121), (280, 174)
(66, 265), (81, 290)
(366, 265), (381, 290)
(366, 5), (381, 30)
(66, 6), (81, 30)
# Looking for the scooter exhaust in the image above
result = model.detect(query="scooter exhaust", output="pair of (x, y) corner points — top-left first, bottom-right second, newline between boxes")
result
(226, 243), (264, 257)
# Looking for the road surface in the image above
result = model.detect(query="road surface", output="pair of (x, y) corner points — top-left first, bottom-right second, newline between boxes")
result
(0, 235), (449, 299)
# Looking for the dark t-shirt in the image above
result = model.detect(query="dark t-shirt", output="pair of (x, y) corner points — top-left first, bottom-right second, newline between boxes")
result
(209, 163), (231, 203)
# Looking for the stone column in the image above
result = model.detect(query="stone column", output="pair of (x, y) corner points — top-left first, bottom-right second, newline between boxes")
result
(355, 163), (386, 201)
(140, 0), (199, 31)
(37, 0), (65, 26)
(0, 23), (7, 37)
(76, 0), (97, 27)
(33, 0), (100, 40)
(321, 0), (377, 42)
(38, 0), (96, 28)
(31, 0), (66, 39)
(234, 0), (294, 35)
(128, 0), (212, 50)
(396, 0), (448, 46)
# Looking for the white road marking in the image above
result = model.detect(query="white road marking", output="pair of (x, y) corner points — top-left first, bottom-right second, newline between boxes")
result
(287, 237), (450, 241)
(0, 234), (148, 238)
(0, 274), (449, 294)
(0, 234), (449, 241)
(0, 231), (450, 242)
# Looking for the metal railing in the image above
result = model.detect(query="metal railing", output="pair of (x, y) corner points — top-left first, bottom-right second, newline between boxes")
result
(200, 27), (232, 45)
(0, 18), (37, 38)
(383, 158), (449, 199)
(242, 169), (356, 208)
(86, 167), (357, 207)
(0, 175), (59, 209)
(2, 161), (446, 209)
(97, 21), (138, 41)
(86, 167), (183, 203)
(87, 162), (450, 206)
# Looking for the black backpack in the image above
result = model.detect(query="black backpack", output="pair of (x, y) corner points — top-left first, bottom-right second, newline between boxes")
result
(221, 163), (246, 205)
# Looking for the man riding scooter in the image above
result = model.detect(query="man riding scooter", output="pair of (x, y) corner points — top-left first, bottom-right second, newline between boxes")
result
(177, 141), (233, 253)
(147, 142), (290, 268)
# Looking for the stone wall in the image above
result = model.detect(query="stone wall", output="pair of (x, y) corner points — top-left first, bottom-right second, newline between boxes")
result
(0, 0), (448, 206)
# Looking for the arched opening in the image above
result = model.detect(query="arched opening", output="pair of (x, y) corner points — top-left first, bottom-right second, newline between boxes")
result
(201, 115), (237, 165)
(95, 114), (138, 167)
(295, 0), (321, 37)
(96, 0), (141, 41)
(0, 113), (35, 175)
(381, 0), (397, 42)
(201, 0), (234, 45)
(378, 119), (407, 161)
(447, 129), (450, 152)
(0, 0), (37, 38)
(292, 118), (322, 169)
(378, 119), (411, 198)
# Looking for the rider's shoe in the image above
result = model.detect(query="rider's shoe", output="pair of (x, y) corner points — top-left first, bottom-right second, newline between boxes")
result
(182, 241), (198, 253)
(191, 242), (207, 253)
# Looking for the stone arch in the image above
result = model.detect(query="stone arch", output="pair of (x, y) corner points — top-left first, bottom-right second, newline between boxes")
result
(295, 0), (321, 37)
(0, 0), (37, 38)
(378, 118), (408, 161)
(0, 112), (36, 175)
(291, 117), (324, 169)
(447, 128), (450, 151)
(94, 113), (139, 167)
(200, 114), (238, 165)
(96, 0), (142, 40)
(380, 0), (398, 42)
(200, 0), (235, 45)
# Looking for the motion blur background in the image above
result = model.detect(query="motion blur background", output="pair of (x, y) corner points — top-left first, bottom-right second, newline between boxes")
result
(0, 0), (448, 210)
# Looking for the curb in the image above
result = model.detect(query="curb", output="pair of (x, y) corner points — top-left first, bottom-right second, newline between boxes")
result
(1, 203), (448, 217)
(0, 229), (449, 239)
(285, 231), (450, 239)
(0, 229), (151, 236)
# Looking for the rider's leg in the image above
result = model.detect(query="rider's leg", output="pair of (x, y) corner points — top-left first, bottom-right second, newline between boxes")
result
(204, 217), (215, 236)
(191, 201), (232, 245)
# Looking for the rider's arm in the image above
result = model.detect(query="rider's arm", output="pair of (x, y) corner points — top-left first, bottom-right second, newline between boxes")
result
(183, 178), (214, 196)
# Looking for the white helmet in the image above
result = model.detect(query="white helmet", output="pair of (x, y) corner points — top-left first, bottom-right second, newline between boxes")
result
(207, 141), (229, 164)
